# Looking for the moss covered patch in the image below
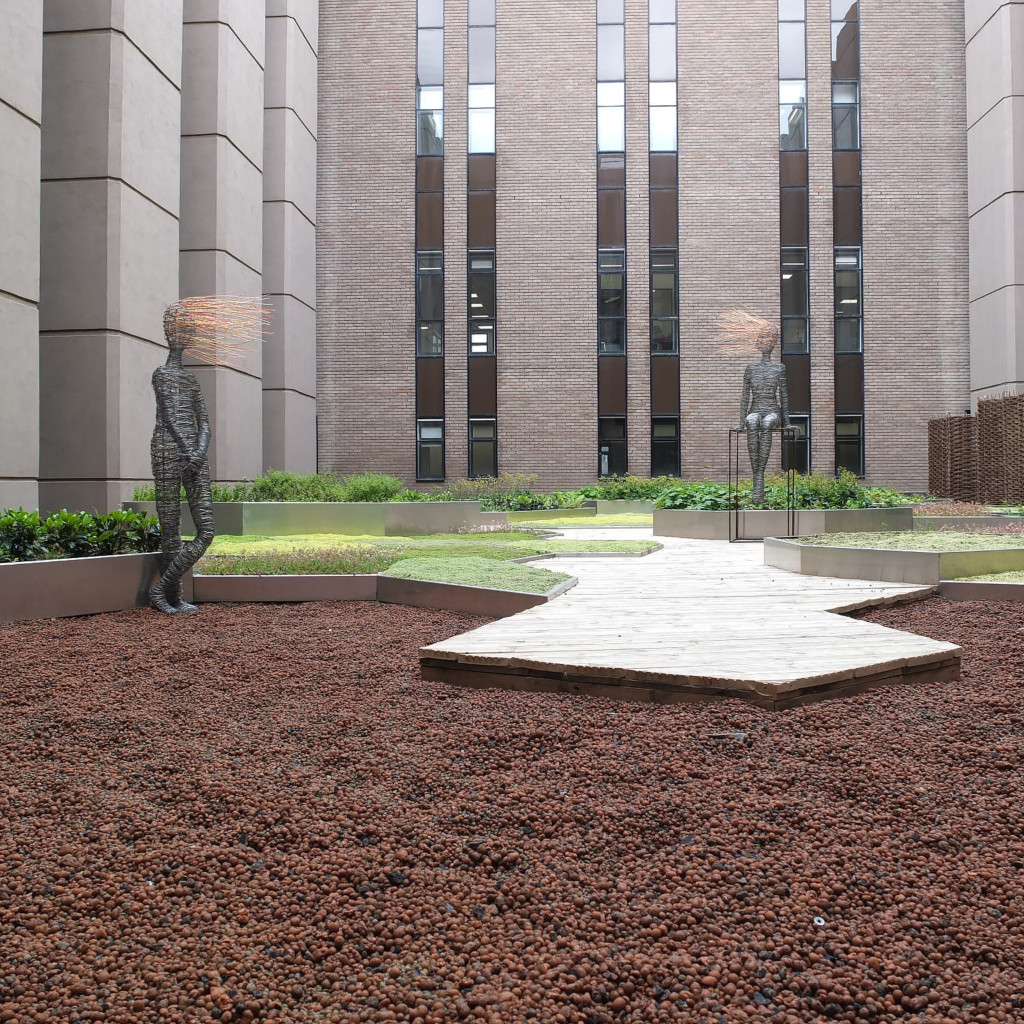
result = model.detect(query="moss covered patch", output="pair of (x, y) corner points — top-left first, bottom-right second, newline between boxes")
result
(800, 531), (1024, 552)
(379, 557), (571, 594)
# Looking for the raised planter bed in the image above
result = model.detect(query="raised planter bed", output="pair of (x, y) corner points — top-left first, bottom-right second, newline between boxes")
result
(764, 537), (1024, 585)
(192, 572), (575, 617)
(125, 501), (505, 537)
(504, 508), (596, 523)
(654, 506), (913, 541)
(939, 580), (1024, 602)
(0, 553), (189, 624)
(593, 500), (654, 515)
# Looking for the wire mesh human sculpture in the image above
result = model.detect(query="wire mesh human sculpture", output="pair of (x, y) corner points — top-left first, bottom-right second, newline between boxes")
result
(149, 296), (270, 614)
(719, 309), (792, 505)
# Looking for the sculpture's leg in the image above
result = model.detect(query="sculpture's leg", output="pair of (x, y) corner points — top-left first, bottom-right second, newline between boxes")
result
(155, 462), (214, 613)
(150, 440), (185, 613)
(754, 426), (774, 503)
(745, 414), (764, 504)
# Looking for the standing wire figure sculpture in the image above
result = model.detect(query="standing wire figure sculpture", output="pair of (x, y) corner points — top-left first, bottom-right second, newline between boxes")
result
(149, 296), (270, 614)
(719, 309), (792, 505)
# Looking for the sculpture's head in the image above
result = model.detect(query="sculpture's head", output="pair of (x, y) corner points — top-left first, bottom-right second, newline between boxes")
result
(716, 309), (779, 358)
(161, 296), (272, 366)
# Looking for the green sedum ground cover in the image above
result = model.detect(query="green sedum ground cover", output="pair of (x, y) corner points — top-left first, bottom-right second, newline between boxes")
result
(960, 570), (1024, 582)
(512, 513), (654, 528)
(379, 556), (571, 594)
(196, 532), (659, 580)
(799, 531), (1024, 551)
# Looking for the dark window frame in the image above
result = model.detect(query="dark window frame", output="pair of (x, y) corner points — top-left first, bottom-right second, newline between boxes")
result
(781, 246), (809, 354)
(783, 413), (811, 475)
(468, 417), (498, 479)
(651, 416), (680, 477)
(650, 247), (678, 355)
(598, 415), (628, 478)
(468, 249), (496, 356)
(835, 414), (864, 477)
(416, 250), (445, 357)
(598, 248), (627, 355)
(834, 245), (863, 353)
(831, 79), (861, 151)
(416, 418), (446, 481)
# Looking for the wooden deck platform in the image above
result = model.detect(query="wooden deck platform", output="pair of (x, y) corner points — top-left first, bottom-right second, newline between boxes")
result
(420, 532), (962, 710)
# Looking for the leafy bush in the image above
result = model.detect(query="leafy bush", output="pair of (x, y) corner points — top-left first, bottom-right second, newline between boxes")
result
(394, 489), (430, 502)
(577, 475), (681, 501)
(445, 474), (540, 500)
(655, 471), (910, 511)
(481, 490), (585, 512)
(337, 472), (404, 503)
(0, 508), (161, 563)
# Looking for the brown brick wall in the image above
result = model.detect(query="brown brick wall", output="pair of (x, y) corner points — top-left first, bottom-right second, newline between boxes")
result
(317, 0), (417, 480)
(861, 0), (970, 491)
(316, 0), (970, 492)
(677, 1), (780, 481)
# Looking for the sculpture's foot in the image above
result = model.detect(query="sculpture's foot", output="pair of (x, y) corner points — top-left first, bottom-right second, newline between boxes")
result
(173, 599), (199, 614)
(149, 583), (181, 615)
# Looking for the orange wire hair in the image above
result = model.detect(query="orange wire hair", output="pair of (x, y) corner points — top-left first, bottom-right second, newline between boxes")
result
(163, 296), (273, 369)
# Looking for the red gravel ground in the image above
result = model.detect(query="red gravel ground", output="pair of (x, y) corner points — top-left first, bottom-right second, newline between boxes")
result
(0, 597), (1022, 1024)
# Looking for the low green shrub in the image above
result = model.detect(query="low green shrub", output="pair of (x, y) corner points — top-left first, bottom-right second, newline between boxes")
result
(655, 471), (910, 511)
(480, 490), (584, 512)
(0, 508), (161, 563)
(577, 475), (680, 501)
(444, 474), (540, 500)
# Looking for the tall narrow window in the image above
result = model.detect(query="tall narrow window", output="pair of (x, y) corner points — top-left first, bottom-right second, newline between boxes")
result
(599, 417), (627, 478)
(467, 1), (497, 478)
(832, 0), (864, 476)
(417, 0), (444, 477)
(469, 419), (497, 478)
(649, 1), (679, 474)
(418, 420), (445, 480)
(598, 250), (626, 355)
(779, 0), (811, 469)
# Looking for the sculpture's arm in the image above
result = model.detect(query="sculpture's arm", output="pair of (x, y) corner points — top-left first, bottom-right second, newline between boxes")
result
(153, 373), (190, 455)
(739, 370), (752, 428)
(779, 368), (792, 428)
(191, 380), (212, 464)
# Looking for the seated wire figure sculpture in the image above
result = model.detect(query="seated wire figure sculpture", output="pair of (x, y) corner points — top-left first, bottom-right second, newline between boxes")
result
(720, 309), (792, 505)
(149, 296), (269, 614)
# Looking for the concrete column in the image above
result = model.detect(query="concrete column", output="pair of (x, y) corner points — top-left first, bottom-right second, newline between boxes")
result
(181, 0), (266, 483)
(262, 0), (318, 474)
(0, 6), (43, 510)
(39, 0), (183, 514)
(966, 0), (1024, 405)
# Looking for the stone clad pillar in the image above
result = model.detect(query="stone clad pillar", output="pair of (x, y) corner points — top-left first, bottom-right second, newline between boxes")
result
(0, 6), (43, 510)
(180, 0), (266, 483)
(262, 0), (318, 474)
(966, 0), (1024, 405)
(39, 0), (183, 514)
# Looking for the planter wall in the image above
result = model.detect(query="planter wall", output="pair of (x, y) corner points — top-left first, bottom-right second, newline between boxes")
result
(939, 581), (1024, 602)
(594, 500), (655, 515)
(193, 574), (378, 604)
(125, 501), (506, 537)
(764, 538), (1024, 585)
(0, 553), (190, 624)
(505, 508), (596, 523)
(654, 506), (913, 541)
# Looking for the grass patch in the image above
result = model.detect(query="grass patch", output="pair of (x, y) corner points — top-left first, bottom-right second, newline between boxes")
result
(800, 531), (1024, 551)
(380, 557), (571, 594)
(197, 531), (659, 577)
(512, 513), (654, 528)
(960, 570), (1024, 582)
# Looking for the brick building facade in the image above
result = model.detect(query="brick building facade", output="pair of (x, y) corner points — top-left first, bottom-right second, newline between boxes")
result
(317, 0), (971, 493)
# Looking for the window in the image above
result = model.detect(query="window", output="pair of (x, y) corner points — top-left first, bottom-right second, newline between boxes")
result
(783, 415), (810, 474)
(468, 251), (495, 355)
(599, 417), (627, 477)
(417, 251), (444, 355)
(835, 246), (862, 352)
(651, 249), (678, 354)
(417, 29), (444, 86)
(832, 81), (860, 150)
(779, 81), (807, 151)
(778, 2), (807, 153)
(417, 420), (445, 480)
(781, 248), (809, 353)
(417, 87), (444, 156)
(835, 416), (863, 476)
(652, 417), (679, 476)
(598, 250), (626, 354)
(418, 0), (444, 28)
(649, 23), (676, 81)
(469, 419), (497, 478)
(598, 82), (625, 152)
(649, 82), (677, 152)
